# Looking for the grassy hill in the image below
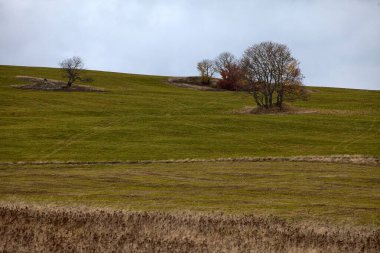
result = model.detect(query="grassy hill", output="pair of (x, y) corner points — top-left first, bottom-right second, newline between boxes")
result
(0, 65), (380, 230)
(1, 161), (379, 226)
(0, 65), (379, 162)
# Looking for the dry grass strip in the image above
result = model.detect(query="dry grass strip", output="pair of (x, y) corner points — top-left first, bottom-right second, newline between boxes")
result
(13, 76), (105, 92)
(1, 204), (379, 253)
(1, 155), (379, 167)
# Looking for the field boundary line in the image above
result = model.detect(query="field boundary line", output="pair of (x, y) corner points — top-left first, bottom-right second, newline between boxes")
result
(0, 155), (378, 166)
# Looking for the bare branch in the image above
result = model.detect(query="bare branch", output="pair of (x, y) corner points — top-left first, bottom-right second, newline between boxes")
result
(197, 59), (215, 85)
(241, 42), (304, 108)
(59, 56), (85, 87)
(214, 52), (242, 90)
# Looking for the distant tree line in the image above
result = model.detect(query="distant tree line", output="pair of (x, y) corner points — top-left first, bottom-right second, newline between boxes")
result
(197, 41), (306, 109)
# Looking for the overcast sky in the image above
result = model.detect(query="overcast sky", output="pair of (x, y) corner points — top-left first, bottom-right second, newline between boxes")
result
(0, 0), (379, 90)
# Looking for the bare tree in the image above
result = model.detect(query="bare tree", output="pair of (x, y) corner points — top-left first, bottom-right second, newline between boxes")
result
(214, 52), (242, 90)
(214, 52), (236, 73)
(59, 56), (85, 87)
(241, 42), (304, 108)
(197, 59), (215, 85)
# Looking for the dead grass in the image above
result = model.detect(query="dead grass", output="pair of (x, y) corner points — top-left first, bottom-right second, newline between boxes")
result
(1, 203), (379, 253)
(167, 77), (222, 91)
(13, 76), (105, 92)
(232, 104), (375, 116)
(1, 155), (378, 166)
(232, 104), (318, 115)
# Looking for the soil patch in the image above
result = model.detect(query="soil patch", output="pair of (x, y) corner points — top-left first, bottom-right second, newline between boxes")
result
(13, 76), (105, 92)
(232, 104), (318, 115)
(168, 77), (223, 91)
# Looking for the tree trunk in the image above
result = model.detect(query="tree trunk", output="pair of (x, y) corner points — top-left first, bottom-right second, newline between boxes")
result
(268, 93), (273, 108)
(264, 95), (268, 108)
(252, 90), (261, 107)
(276, 90), (284, 108)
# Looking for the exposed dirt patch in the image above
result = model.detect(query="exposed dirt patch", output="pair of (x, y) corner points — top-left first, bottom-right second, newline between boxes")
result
(232, 104), (318, 115)
(168, 77), (223, 91)
(13, 76), (105, 92)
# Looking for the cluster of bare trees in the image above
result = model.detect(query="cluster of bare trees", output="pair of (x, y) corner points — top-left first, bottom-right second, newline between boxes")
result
(197, 52), (242, 91)
(197, 41), (305, 109)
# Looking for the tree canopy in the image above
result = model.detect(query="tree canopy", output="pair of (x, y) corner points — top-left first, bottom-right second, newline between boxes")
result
(197, 42), (305, 108)
(59, 56), (85, 87)
(241, 42), (304, 108)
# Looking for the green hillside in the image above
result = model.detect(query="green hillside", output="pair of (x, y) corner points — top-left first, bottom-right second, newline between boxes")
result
(0, 65), (379, 162)
(1, 161), (379, 225)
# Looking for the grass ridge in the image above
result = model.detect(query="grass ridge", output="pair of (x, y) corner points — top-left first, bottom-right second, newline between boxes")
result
(0, 154), (379, 166)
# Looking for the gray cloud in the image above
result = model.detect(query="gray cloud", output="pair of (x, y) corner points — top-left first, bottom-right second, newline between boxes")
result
(0, 0), (379, 89)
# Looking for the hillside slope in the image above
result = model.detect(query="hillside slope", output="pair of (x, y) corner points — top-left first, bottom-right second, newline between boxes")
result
(0, 65), (379, 162)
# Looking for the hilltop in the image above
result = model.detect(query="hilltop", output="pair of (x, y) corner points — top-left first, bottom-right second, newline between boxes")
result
(0, 65), (379, 162)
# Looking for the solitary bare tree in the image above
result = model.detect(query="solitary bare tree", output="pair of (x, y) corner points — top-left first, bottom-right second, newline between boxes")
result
(214, 52), (242, 90)
(241, 42), (304, 108)
(197, 59), (215, 84)
(59, 56), (85, 87)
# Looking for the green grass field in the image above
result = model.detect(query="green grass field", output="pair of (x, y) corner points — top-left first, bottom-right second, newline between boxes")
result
(1, 65), (379, 227)
(1, 161), (379, 226)
(0, 65), (379, 162)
